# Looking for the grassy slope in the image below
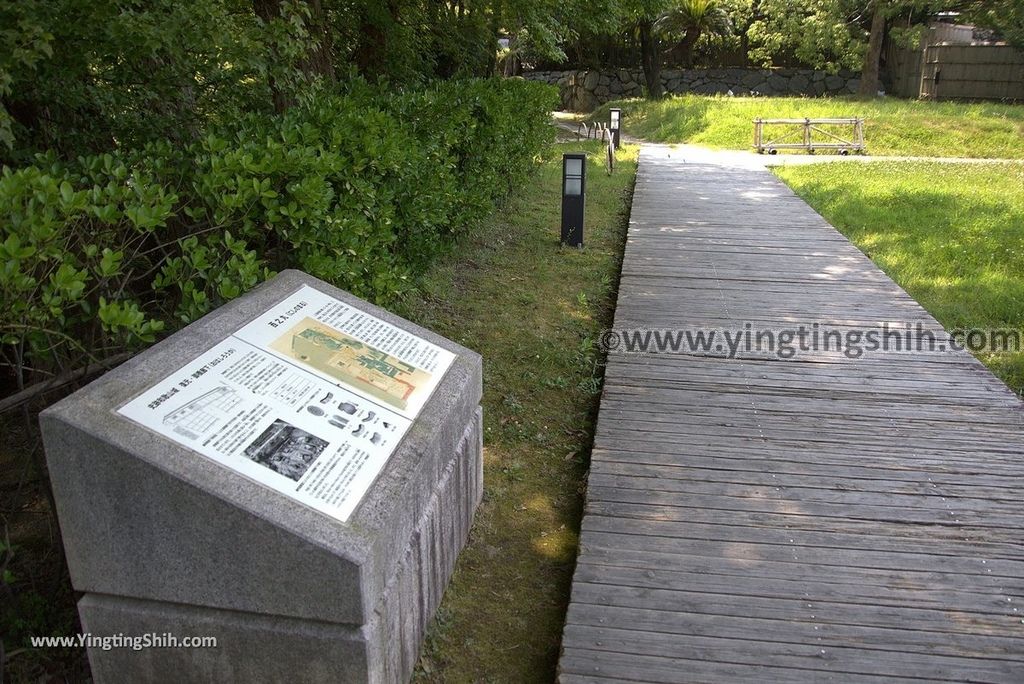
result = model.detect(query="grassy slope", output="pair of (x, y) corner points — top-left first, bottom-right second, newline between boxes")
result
(393, 140), (638, 682)
(775, 161), (1024, 395)
(591, 95), (1024, 158)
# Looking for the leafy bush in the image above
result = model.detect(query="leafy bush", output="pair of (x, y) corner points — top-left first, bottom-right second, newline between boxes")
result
(183, 77), (556, 301)
(0, 152), (269, 384)
(0, 78), (556, 394)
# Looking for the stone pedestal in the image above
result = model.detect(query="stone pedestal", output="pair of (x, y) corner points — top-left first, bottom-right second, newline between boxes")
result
(41, 270), (483, 683)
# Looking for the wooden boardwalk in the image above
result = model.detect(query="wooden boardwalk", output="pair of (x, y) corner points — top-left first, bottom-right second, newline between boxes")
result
(558, 145), (1024, 683)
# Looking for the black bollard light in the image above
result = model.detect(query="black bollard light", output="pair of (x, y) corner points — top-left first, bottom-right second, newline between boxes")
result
(561, 153), (585, 248)
(609, 107), (622, 149)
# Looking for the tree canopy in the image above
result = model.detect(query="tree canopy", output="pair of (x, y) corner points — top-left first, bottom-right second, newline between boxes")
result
(2, 0), (1021, 159)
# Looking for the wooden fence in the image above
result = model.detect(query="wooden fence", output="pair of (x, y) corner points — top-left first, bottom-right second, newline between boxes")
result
(887, 43), (1024, 101)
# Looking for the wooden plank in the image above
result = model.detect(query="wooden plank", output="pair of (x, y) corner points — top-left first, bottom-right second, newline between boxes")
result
(561, 648), (939, 684)
(582, 503), (1024, 551)
(583, 486), (1024, 529)
(577, 529), (1024, 577)
(564, 604), (1024, 669)
(587, 470), (1024, 507)
(573, 561), (1023, 617)
(569, 582), (1024, 644)
(590, 460), (1024, 499)
(562, 627), (1019, 682)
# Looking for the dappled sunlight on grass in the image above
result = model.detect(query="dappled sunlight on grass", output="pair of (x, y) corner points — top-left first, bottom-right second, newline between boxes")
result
(532, 527), (578, 562)
(776, 161), (1024, 395)
(397, 142), (638, 682)
(526, 494), (578, 562)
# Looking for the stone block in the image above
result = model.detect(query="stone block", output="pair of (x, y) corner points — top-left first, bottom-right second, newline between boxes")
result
(768, 74), (789, 91)
(741, 71), (763, 87)
(825, 74), (846, 91)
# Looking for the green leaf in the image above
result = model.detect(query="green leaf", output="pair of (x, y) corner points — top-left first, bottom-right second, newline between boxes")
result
(59, 181), (73, 204)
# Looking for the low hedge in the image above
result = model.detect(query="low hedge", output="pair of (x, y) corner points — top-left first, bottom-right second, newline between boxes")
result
(0, 78), (557, 390)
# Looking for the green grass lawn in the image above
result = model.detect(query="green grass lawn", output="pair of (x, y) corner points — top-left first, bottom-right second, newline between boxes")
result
(592, 95), (1024, 158)
(392, 140), (638, 682)
(775, 161), (1024, 395)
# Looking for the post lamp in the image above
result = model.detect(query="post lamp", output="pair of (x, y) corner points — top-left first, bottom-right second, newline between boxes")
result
(561, 153), (585, 248)
(609, 107), (622, 149)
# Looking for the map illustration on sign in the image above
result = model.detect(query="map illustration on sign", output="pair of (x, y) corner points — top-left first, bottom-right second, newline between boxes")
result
(270, 318), (430, 411)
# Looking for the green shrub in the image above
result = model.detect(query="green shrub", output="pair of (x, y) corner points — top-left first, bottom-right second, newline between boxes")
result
(0, 78), (556, 391)
(0, 151), (270, 380)
(184, 78), (556, 301)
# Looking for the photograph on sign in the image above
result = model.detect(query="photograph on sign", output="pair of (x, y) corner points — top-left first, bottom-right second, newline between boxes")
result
(243, 419), (328, 482)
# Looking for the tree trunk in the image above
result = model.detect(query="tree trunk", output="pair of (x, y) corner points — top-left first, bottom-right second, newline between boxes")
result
(858, 2), (887, 97)
(504, 33), (518, 76)
(301, 0), (336, 83)
(679, 28), (702, 68)
(352, 2), (399, 80)
(741, 0), (763, 69)
(639, 19), (663, 99)
(503, 53), (521, 77)
(252, 0), (292, 113)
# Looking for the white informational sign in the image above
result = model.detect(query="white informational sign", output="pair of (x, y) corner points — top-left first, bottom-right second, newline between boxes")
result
(118, 286), (456, 522)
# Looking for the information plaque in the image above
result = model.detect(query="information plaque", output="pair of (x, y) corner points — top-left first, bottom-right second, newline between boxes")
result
(118, 285), (456, 521)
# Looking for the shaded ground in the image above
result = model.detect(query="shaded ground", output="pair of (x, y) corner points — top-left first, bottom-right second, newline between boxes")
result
(1, 409), (88, 683)
(398, 140), (638, 682)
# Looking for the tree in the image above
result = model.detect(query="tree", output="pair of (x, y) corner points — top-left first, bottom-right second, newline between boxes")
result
(656, 0), (732, 68)
(619, 0), (673, 98)
(820, 1), (1024, 99)
(1, 0), (277, 161)
(746, 0), (867, 72)
(964, 0), (1024, 48)
(490, 0), (624, 74)
(639, 18), (663, 96)
(719, 0), (764, 66)
(857, 1), (887, 96)
(0, 2), (53, 151)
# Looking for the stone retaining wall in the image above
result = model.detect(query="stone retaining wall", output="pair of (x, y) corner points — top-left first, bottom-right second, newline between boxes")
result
(524, 68), (862, 111)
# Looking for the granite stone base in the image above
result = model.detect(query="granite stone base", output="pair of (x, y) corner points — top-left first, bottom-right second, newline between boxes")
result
(79, 408), (481, 684)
